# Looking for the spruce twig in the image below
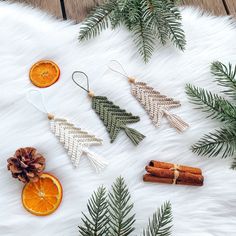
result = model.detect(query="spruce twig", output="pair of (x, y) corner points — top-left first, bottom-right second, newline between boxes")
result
(142, 201), (173, 236)
(78, 186), (109, 236)
(186, 61), (236, 169)
(108, 177), (135, 236)
(211, 61), (236, 98)
(191, 127), (236, 158)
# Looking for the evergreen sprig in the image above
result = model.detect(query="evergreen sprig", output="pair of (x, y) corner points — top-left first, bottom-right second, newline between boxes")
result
(79, 0), (186, 63)
(78, 177), (172, 236)
(108, 177), (135, 235)
(186, 61), (236, 169)
(142, 201), (172, 236)
(211, 61), (236, 99)
(78, 186), (109, 236)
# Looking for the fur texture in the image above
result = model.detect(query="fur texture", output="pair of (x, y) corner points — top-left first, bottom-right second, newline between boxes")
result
(1, 1), (236, 235)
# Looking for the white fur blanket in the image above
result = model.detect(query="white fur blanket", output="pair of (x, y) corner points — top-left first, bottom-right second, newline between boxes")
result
(1, 2), (236, 235)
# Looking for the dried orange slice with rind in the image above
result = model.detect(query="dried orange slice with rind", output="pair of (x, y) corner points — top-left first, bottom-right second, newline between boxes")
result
(29, 60), (60, 88)
(22, 173), (63, 216)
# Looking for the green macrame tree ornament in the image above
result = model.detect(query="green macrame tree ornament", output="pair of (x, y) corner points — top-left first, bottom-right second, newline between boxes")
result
(72, 71), (145, 145)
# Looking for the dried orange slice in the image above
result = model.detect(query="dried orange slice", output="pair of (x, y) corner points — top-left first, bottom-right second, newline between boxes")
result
(22, 173), (63, 216)
(29, 60), (60, 88)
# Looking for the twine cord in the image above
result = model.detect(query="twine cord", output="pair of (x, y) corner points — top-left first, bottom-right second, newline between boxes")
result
(170, 164), (180, 184)
(26, 89), (49, 114)
(72, 71), (90, 93)
(108, 60), (129, 78)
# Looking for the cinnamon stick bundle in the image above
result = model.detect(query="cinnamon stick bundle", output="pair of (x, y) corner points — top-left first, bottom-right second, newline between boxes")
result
(143, 160), (204, 187)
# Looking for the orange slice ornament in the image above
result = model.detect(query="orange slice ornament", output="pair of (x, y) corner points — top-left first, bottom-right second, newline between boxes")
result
(22, 173), (63, 216)
(29, 60), (60, 88)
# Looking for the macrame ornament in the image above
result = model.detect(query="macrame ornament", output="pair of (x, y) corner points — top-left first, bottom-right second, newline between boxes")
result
(109, 61), (189, 132)
(72, 71), (145, 145)
(26, 90), (107, 173)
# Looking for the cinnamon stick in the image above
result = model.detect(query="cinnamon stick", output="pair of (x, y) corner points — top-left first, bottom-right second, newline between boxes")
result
(145, 166), (203, 186)
(149, 160), (202, 175)
(143, 174), (203, 186)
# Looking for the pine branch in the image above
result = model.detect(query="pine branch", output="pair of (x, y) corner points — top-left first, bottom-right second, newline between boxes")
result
(157, 0), (185, 50)
(79, 1), (116, 41)
(142, 201), (173, 236)
(142, 0), (169, 45)
(108, 177), (135, 236)
(78, 0), (185, 62)
(191, 126), (236, 158)
(132, 2), (155, 63)
(211, 61), (236, 99)
(186, 84), (236, 123)
(78, 186), (109, 236)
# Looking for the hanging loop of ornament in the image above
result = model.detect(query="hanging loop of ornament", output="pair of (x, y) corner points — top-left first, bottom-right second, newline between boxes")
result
(72, 71), (95, 97)
(26, 89), (49, 114)
(108, 60), (136, 83)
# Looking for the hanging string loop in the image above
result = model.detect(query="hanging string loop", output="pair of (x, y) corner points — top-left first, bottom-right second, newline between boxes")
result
(108, 60), (136, 83)
(26, 90), (48, 113)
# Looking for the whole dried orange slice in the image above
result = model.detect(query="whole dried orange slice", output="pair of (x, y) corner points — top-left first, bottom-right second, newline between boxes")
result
(29, 60), (60, 88)
(22, 173), (63, 216)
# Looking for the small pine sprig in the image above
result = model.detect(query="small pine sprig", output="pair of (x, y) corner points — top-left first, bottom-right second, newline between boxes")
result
(142, 201), (173, 236)
(186, 61), (236, 169)
(108, 177), (135, 236)
(78, 0), (186, 62)
(185, 84), (236, 123)
(191, 127), (236, 158)
(79, 0), (116, 41)
(78, 186), (109, 236)
(211, 61), (236, 98)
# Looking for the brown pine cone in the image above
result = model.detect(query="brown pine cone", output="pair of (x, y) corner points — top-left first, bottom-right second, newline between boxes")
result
(7, 147), (46, 183)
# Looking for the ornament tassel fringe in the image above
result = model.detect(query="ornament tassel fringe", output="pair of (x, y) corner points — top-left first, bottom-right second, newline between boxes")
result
(84, 149), (108, 173)
(123, 126), (145, 145)
(163, 109), (189, 132)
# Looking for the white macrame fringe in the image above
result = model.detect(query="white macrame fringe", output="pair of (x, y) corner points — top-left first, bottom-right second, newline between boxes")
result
(50, 117), (107, 172)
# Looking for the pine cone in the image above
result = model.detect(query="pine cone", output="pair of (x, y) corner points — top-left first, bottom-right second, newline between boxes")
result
(7, 147), (46, 183)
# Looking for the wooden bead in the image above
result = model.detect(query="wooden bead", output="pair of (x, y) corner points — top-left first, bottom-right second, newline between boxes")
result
(47, 114), (54, 120)
(88, 90), (95, 97)
(128, 77), (136, 83)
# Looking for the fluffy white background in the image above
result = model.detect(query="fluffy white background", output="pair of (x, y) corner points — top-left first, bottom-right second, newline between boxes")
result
(1, 1), (236, 235)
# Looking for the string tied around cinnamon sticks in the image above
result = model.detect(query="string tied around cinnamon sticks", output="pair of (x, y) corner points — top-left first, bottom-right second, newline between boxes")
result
(171, 164), (180, 185)
(144, 160), (204, 186)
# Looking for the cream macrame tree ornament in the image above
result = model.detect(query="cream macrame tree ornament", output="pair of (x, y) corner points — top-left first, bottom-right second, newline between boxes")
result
(26, 90), (107, 173)
(109, 61), (189, 132)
